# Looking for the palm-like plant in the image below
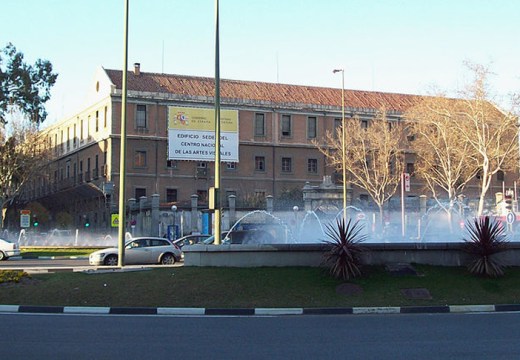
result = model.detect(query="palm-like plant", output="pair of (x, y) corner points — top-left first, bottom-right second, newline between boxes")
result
(323, 218), (367, 281)
(463, 216), (509, 277)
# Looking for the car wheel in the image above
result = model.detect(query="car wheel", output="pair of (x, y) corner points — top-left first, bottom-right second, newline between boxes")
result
(103, 254), (118, 266)
(0, 251), (5, 261)
(161, 253), (176, 265)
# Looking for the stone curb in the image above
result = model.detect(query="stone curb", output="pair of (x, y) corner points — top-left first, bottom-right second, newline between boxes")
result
(21, 256), (89, 260)
(0, 304), (516, 316)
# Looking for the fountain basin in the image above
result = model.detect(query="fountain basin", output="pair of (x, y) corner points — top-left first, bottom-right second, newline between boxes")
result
(183, 242), (520, 268)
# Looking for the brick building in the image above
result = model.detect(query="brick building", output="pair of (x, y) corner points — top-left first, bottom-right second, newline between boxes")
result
(15, 64), (512, 233)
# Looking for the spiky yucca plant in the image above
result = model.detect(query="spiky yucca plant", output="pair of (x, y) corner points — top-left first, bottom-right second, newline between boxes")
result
(323, 218), (367, 281)
(463, 216), (509, 278)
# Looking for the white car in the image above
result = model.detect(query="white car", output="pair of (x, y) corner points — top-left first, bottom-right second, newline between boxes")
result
(89, 237), (181, 266)
(0, 238), (21, 260)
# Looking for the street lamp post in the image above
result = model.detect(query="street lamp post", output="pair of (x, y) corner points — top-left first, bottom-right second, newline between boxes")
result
(333, 68), (347, 223)
(171, 205), (177, 241)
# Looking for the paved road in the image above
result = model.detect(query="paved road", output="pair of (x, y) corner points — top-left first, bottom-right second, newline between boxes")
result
(0, 258), (89, 269)
(0, 258), (182, 271)
(1, 312), (520, 359)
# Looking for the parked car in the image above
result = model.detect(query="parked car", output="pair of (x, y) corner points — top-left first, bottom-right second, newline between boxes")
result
(203, 230), (275, 245)
(0, 238), (20, 261)
(173, 234), (211, 248)
(89, 237), (181, 266)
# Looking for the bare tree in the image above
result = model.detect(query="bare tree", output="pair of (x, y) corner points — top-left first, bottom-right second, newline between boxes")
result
(406, 63), (519, 216)
(315, 108), (404, 224)
(456, 63), (519, 215)
(405, 95), (478, 216)
(0, 118), (50, 227)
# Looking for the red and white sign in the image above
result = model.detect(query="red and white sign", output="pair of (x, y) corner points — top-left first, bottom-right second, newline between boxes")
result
(403, 173), (410, 192)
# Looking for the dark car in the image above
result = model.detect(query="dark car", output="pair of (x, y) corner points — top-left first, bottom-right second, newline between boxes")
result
(203, 230), (275, 245)
(173, 234), (212, 248)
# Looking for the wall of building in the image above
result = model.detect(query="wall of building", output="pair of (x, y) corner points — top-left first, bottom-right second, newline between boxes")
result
(17, 78), (518, 234)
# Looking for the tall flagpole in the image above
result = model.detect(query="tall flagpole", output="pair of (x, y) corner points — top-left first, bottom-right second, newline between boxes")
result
(214, 0), (222, 245)
(117, 0), (129, 266)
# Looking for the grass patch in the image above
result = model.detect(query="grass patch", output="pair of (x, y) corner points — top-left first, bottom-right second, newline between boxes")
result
(21, 247), (100, 257)
(2, 265), (520, 308)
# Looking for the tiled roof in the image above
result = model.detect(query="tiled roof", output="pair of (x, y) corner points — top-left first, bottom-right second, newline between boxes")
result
(105, 69), (423, 113)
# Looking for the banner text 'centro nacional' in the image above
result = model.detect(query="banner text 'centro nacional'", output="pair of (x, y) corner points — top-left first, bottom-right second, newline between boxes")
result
(167, 106), (239, 162)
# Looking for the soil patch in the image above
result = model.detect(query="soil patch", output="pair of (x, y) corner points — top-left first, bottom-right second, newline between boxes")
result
(336, 283), (363, 296)
(400, 288), (432, 300)
(386, 263), (419, 276)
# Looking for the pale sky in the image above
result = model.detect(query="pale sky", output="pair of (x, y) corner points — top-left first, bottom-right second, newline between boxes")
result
(2, 0), (520, 126)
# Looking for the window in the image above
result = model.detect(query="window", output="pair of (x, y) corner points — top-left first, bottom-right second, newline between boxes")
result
(136, 105), (147, 129)
(80, 119), (84, 140)
(73, 124), (77, 147)
(196, 162), (207, 177)
(135, 187), (146, 199)
(134, 150), (147, 167)
(387, 122), (393, 131)
(255, 156), (265, 171)
(497, 170), (505, 182)
(226, 162), (236, 170)
(281, 115), (291, 136)
(167, 160), (178, 169)
(166, 189), (178, 202)
(95, 111), (99, 132)
(307, 116), (317, 139)
(104, 106), (108, 128)
(254, 113), (265, 136)
(406, 162), (415, 176)
(361, 119), (368, 129)
(307, 158), (318, 174)
(95, 155), (99, 178)
(197, 190), (208, 203)
(334, 118), (342, 138)
(281, 157), (292, 172)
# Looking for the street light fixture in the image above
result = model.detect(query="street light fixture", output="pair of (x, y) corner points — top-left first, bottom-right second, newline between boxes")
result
(333, 68), (347, 223)
(292, 205), (299, 232)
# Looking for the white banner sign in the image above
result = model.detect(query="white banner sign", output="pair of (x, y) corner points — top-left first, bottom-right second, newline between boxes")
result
(168, 106), (239, 162)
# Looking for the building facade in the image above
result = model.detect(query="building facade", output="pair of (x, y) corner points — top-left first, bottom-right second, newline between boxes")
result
(14, 64), (514, 234)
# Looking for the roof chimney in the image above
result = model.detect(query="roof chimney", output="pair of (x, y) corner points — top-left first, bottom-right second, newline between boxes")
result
(134, 63), (141, 76)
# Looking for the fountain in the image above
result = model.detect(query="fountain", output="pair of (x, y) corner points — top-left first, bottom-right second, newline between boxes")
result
(225, 210), (295, 244)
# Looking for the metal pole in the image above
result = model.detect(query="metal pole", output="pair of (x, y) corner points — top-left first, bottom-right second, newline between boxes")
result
(117, 0), (129, 267)
(401, 172), (405, 238)
(214, 0), (222, 245)
(341, 71), (347, 223)
(333, 69), (347, 223)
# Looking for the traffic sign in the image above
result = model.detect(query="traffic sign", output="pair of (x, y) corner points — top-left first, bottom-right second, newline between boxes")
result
(20, 214), (30, 228)
(506, 211), (515, 224)
(403, 173), (410, 192)
(111, 214), (119, 227)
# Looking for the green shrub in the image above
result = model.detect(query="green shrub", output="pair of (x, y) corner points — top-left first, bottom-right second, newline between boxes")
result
(0, 270), (30, 284)
(463, 216), (509, 278)
(322, 218), (367, 281)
